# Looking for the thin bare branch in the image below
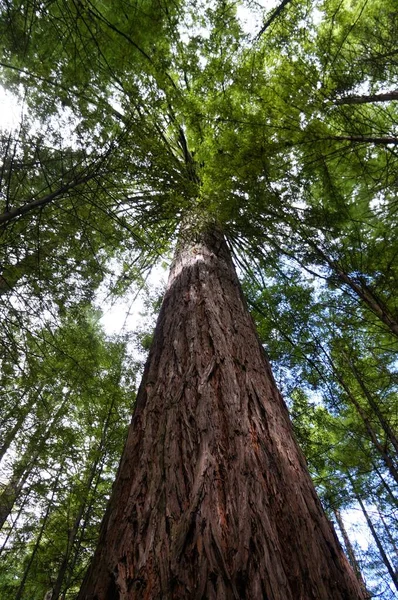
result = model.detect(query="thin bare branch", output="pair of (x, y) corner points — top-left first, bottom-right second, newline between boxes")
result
(255, 0), (294, 40)
(335, 91), (398, 105)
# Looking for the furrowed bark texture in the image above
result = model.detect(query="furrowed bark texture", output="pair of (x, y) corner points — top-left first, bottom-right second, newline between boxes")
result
(78, 228), (364, 600)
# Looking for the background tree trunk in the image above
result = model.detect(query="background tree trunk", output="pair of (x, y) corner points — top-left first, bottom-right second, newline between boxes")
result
(0, 391), (37, 462)
(354, 490), (398, 593)
(333, 508), (369, 597)
(78, 226), (365, 599)
(14, 468), (62, 600)
(52, 399), (115, 600)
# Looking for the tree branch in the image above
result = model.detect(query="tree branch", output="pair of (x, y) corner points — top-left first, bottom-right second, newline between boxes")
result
(335, 91), (398, 106)
(331, 135), (398, 145)
(0, 172), (96, 227)
(256, 0), (294, 40)
(0, 61), (125, 121)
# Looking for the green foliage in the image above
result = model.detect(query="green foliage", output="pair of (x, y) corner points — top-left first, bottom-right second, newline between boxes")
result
(0, 308), (139, 599)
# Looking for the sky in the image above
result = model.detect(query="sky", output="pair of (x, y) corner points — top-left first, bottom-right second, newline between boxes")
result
(0, 87), (22, 129)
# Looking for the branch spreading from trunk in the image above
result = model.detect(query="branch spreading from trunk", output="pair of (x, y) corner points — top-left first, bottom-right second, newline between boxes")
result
(335, 91), (398, 105)
(255, 0), (294, 40)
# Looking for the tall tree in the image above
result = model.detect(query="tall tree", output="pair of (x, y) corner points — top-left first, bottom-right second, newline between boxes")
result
(78, 226), (364, 598)
(0, 0), (397, 597)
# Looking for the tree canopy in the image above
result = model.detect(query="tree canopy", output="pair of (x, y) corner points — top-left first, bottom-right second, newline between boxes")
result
(0, 0), (397, 597)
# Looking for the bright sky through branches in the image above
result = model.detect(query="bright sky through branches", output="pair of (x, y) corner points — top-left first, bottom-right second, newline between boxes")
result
(0, 86), (22, 130)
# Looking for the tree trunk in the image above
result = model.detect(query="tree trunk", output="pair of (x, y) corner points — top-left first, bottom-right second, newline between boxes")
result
(343, 355), (398, 456)
(78, 226), (365, 599)
(333, 508), (369, 598)
(354, 491), (398, 593)
(52, 399), (116, 600)
(0, 488), (29, 556)
(0, 389), (39, 462)
(15, 468), (62, 600)
(372, 463), (398, 508)
(62, 459), (106, 594)
(0, 456), (36, 530)
(51, 463), (98, 600)
(0, 393), (70, 530)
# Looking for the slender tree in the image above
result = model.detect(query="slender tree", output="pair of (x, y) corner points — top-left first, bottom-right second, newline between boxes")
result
(333, 508), (369, 598)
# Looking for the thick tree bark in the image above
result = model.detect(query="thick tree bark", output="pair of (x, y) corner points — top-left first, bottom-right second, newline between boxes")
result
(78, 226), (365, 599)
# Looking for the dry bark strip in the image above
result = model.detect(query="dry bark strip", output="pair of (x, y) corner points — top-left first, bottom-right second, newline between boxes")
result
(78, 226), (365, 599)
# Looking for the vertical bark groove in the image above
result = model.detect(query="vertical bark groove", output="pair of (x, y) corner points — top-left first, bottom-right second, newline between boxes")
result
(78, 227), (365, 599)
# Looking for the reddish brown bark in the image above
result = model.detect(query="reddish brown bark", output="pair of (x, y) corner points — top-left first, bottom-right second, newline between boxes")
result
(78, 226), (365, 599)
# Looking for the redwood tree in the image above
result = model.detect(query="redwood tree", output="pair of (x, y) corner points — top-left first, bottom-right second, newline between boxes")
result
(0, 0), (397, 597)
(78, 227), (364, 599)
